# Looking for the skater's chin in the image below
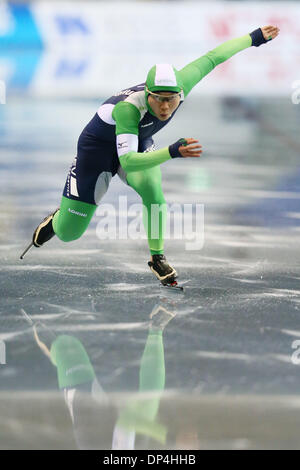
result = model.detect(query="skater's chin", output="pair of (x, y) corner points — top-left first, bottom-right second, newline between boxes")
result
(159, 113), (170, 121)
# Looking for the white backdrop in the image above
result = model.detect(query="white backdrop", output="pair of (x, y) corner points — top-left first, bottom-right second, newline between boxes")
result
(5, 1), (300, 97)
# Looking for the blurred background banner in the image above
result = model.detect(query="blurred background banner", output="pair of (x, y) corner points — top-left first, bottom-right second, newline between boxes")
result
(0, 0), (298, 98)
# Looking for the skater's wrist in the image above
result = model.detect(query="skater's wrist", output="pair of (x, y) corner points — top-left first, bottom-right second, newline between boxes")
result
(168, 138), (187, 158)
(250, 28), (269, 47)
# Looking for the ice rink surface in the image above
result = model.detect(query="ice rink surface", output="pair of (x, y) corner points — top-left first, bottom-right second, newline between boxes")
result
(1, 95), (300, 449)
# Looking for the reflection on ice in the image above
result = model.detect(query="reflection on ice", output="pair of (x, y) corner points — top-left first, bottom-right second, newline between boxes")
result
(16, 300), (178, 449)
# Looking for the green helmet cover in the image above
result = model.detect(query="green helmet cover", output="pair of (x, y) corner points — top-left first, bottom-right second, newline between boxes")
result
(145, 64), (182, 116)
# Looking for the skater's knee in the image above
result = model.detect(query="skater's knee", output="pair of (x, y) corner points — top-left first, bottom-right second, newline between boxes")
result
(134, 181), (164, 205)
(52, 199), (96, 242)
(55, 226), (85, 242)
(143, 191), (166, 206)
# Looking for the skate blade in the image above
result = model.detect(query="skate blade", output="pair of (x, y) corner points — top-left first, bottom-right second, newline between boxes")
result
(161, 280), (184, 292)
(20, 242), (34, 260)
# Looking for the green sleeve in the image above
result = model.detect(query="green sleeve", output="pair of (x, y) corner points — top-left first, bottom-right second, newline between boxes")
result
(112, 101), (141, 135)
(113, 100), (172, 172)
(119, 147), (172, 173)
(179, 33), (252, 97)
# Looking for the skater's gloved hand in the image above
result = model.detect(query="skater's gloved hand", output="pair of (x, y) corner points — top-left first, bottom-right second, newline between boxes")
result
(250, 25), (280, 47)
(169, 138), (202, 158)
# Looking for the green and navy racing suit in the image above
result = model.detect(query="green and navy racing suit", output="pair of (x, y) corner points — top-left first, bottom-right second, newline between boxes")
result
(52, 33), (258, 255)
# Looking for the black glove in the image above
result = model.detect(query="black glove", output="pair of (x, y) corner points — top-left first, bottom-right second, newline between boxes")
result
(250, 28), (271, 47)
(168, 138), (188, 158)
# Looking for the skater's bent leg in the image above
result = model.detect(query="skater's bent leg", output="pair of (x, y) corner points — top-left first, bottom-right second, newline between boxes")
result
(54, 133), (116, 243)
(126, 166), (167, 255)
(53, 196), (97, 242)
(139, 330), (165, 394)
(115, 328), (166, 444)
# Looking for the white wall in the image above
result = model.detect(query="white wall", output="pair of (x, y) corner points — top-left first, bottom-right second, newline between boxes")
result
(1, 1), (299, 97)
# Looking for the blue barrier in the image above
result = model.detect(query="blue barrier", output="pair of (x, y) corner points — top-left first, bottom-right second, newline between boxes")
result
(0, 2), (43, 49)
(0, 3), (43, 91)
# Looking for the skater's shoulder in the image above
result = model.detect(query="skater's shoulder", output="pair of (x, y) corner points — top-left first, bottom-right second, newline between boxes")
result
(113, 83), (148, 121)
(124, 89), (147, 114)
(113, 83), (145, 100)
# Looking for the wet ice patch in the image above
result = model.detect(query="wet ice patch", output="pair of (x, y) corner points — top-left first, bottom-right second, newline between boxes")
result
(121, 263), (146, 273)
(262, 288), (300, 298)
(219, 240), (272, 248)
(285, 212), (300, 219)
(267, 354), (293, 364)
(51, 322), (146, 332)
(228, 278), (264, 284)
(192, 350), (294, 365)
(106, 283), (146, 291)
(0, 245), (20, 250)
(193, 350), (255, 362)
(277, 328), (300, 338)
(0, 330), (31, 341)
(50, 249), (101, 255)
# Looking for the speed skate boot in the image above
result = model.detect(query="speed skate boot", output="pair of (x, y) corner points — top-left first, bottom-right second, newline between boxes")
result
(148, 254), (178, 286)
(20, 209), (59, 259)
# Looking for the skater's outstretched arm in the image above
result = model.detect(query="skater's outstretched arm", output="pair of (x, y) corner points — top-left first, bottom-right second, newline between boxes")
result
(179, 25), (280, 98)
(112, 102), (202, 173)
